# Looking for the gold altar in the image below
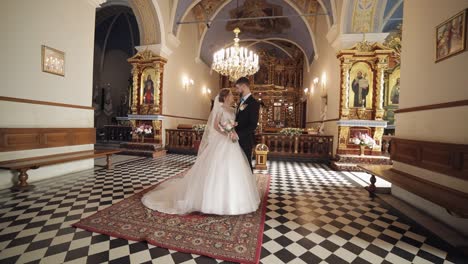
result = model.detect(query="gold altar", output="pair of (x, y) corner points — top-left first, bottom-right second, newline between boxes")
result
(221, 48), (306, 130)
(336, 41), (394, 156)
(126, 50), (167, 143)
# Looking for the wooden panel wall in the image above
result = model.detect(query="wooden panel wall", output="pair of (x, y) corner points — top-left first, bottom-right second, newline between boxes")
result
(0, 128), (96, 152)
(391, 138), (468, 181)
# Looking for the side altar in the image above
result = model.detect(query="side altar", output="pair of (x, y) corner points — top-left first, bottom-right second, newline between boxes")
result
(331, 41), (395, 171)
(115, 50), (167, 157)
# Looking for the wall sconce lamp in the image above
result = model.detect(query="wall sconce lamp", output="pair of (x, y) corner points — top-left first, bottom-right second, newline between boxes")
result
(182, 76), (194, 90)
(202, 86), (212, 96)
(313, 77), (319, 85)
(320, 72), (327, 98)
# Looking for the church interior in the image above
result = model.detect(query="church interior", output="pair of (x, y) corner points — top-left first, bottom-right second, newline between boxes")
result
(1, 0), (468, 263)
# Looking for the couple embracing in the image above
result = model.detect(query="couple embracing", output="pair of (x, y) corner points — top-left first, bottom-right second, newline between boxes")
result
(142, 77), (261, 215)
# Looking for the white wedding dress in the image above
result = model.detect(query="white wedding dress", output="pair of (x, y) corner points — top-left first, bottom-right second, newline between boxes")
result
(141, 96), (260, 215)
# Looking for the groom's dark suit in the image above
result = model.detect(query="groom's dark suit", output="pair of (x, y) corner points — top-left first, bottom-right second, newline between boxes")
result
(235, 95), (260, 171)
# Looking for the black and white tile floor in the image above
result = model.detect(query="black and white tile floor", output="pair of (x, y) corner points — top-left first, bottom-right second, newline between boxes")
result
(0, 154), (466, 264)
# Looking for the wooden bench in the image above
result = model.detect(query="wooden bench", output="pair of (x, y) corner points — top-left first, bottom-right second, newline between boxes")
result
(0, 149), (121, 190)
(358, 164), (468, 217)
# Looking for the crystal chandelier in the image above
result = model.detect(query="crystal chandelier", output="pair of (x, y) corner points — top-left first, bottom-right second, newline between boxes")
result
(212, 28), (259, 81)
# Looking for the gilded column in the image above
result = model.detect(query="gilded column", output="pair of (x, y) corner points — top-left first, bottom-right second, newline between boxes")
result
(130, 65), (140, 114)
(375, 56), (388, 120)
(340, 57), (352, 119)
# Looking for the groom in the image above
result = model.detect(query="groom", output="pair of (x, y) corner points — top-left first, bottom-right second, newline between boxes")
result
(235, 77), (260, 172)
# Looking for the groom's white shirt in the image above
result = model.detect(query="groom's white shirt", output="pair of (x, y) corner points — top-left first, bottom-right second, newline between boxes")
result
(241, 93), (251, 104)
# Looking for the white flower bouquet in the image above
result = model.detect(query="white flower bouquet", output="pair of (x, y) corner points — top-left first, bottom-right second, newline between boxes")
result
(351, 133), (376, 147)
(192, 124), (207, 134)
(133, 124), (153, 135)
(218, 120), (238, 142)
(280, 128), (303, 137)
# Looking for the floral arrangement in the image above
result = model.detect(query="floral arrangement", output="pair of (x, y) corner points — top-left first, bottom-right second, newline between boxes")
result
(351, 133), (376, 147)
(192, 124), (207, 133)
(218, 120), (238, 142)
(133, 124), (153, 135)
(280, 128), (303, 137)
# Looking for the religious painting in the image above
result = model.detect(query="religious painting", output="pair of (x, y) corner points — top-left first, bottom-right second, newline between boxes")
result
(436, 9), (467, 62)
(226, 0), (290, 35)
(140, 67), (159, 105)
(387, 67), (400, 105)
(348, 62), (373, 108)
(41, 45), (65, 76)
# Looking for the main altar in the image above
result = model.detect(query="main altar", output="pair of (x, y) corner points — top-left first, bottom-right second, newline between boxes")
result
(331, 41), (396, 171)
(221, 48), (306, 131)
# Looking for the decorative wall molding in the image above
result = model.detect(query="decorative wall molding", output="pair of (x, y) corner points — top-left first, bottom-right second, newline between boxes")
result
(395, 99), (468, 114)
(167, 33), (181, 48)
(0, 128), (96, 152)
(0, 96), (94, 110)
(162, 114), (208, 122)
(136, 44), (173, 58)
(117, 114), (208, 122)
(306, 118), (339, 124)
(87, 0), (106, 8)
(336, 119), (387, 128)
(331, 32), (389, 51)
(391, 138), (468, 181)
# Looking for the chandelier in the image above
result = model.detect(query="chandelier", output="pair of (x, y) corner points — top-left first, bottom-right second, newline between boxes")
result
(212, 28), (259, 81)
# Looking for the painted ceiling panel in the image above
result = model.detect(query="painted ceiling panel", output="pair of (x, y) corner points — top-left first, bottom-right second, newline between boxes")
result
(199, 0), (315, 65)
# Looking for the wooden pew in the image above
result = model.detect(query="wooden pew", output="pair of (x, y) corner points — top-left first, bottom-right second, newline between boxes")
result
(358, 164), (468, 218)
(0, 149), (121, 190)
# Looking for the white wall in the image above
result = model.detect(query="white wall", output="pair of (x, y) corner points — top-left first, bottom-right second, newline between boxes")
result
(0, 0), (97, 190)
(161, 12), (219, 142)
(393, 0), (468, 236)
(304, 5), (342, 154)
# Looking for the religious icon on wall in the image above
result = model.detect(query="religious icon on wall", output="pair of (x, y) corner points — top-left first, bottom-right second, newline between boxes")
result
(387, 67), (400, 105)
(140, 68), (159, 105)
(349, 62), (373, 108)
(436, 9), (467, 62)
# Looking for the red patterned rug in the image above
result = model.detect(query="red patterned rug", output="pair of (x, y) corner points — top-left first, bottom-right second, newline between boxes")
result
(73, 171), (271, 264)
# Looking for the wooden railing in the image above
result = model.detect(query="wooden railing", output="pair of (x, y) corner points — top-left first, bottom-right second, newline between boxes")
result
(165, 129), (202, 154)
(165, 129), (333, 161)
(258, 133), (333, 160)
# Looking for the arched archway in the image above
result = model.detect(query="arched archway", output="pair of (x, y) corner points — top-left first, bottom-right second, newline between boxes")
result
(102, 0), (164, 45)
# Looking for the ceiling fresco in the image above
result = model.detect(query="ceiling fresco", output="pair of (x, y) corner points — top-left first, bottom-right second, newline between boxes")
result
(171, 0), (403, 65)
(225, 0), (291, 35)
(196, 0), (316, 65)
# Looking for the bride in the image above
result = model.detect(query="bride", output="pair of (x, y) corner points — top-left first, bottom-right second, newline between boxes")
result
(141, 88), (260, 215)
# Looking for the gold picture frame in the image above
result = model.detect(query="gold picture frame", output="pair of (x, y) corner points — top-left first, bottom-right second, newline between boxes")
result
(348, 61), (374, 109)
(41, 45), (65, 76)
(386, 66), (400, 106)
(435, 9), (467, 62)
(140, 67), (160, 106)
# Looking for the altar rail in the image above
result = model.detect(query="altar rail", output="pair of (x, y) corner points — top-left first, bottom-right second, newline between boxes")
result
(165, 129), (333, 161)
(258, 133), (333, 161)
(165, 129), (203, 155)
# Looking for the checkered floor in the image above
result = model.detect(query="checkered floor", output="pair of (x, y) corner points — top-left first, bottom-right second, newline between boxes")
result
(0, 154), (466, 264)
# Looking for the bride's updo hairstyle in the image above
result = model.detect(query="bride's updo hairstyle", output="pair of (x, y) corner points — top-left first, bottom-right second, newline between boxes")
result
(218, 88), (231, 103)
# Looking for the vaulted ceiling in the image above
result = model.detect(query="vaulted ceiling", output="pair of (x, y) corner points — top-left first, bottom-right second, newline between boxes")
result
(173, 0), (334, 66)
(171, 0), (403, 66)
(342, 0), (403, 33)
